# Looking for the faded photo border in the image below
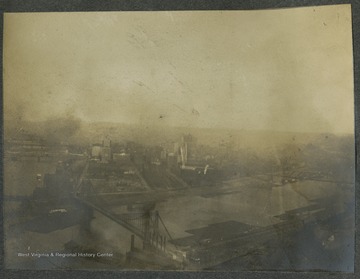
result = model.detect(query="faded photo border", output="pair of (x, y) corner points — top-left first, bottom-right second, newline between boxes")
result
(0, 0), (359, 279)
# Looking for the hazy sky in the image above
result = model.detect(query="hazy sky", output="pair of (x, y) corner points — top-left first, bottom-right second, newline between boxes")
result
(4, 5), (354, 133)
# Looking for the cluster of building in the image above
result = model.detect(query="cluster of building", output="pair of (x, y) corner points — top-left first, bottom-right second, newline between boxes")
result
(90, 138), (131, 164)
(5, 134), (69, 161)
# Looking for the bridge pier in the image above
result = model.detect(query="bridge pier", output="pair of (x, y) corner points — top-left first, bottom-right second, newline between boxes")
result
(143, 210), (151, 250)
(80, 205), (94, 234)
(131, 234), (135, 251)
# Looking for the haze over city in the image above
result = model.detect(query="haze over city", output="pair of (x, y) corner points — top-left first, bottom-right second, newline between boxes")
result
(4, 6), (354, 134)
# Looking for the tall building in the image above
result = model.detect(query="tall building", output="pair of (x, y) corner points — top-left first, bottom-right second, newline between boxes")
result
(91, 144), (102, 158)
(91, 139), (112, 163)
(101, 138), (112, 163)
(175, 134), (197, 167)
(182, 134), (197, 163)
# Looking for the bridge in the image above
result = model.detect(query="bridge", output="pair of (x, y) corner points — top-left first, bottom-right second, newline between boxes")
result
(76, 194), (173, 251)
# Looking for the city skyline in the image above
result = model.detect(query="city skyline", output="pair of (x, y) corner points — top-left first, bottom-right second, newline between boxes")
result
(4, 5), (354, 134)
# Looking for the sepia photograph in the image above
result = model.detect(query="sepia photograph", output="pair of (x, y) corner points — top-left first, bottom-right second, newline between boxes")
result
(3, 5), (355, 272)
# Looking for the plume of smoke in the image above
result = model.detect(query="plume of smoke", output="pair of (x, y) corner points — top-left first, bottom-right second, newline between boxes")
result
(41, 115), (81, 144)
